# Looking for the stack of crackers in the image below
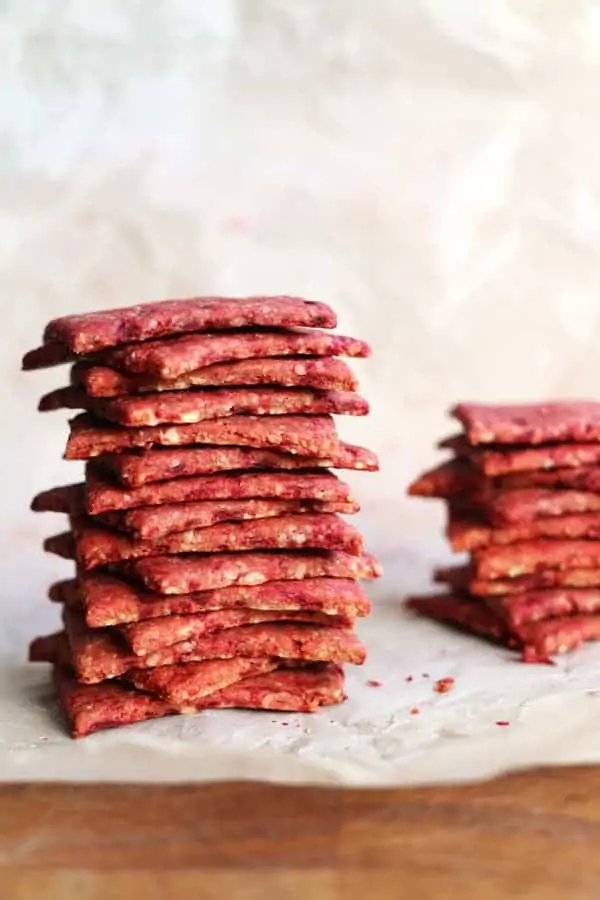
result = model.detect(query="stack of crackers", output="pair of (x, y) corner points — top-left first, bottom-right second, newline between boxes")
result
(408, 401), (600, 663)
(23, 296), (381, 737)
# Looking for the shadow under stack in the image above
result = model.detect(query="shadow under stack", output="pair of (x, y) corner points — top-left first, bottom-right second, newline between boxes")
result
(407, 401), (600, 663)
(24, 296), (381, 737)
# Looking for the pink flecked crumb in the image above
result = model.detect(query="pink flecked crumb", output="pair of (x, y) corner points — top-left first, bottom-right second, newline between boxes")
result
(434, 677), (455, 694)
(410, 707), (420, 716)
(405, 675), (414, 683)
(496, 720), (510, 727)
(367, 679), (383, 688)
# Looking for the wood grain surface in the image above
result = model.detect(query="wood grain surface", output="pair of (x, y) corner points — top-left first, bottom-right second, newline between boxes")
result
(2, 767), (600, 899)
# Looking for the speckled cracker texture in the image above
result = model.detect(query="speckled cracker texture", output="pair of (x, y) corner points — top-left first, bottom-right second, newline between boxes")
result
(452, 401), (600, 446)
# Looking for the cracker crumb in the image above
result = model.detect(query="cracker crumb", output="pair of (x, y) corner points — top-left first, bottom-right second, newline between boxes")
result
(434, 677), (455, 694)
(367, 679), (383, 688)
(405, 675), (414, 683)
(410, 707), (420, 716)
(496, 720), (510, 727)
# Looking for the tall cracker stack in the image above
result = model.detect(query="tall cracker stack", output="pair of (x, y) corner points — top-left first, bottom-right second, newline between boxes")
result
(407, 402), (600, 663)
(23, 297), (381, 737)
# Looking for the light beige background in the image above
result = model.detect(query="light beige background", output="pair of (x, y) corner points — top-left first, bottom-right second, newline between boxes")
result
(3, 1), (600, 783)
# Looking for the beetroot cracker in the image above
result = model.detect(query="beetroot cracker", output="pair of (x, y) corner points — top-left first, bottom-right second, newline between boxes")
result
(37, 296), (336, 356)
(448, 512), (600, 552)
(64, 608), (365, 682)
(483, 488), (600, 526)
(127, 657), (281, 704)
(22, 342), (73, 371)
(452, 401), (600, 446)
(406, 594), (508, 645)
(74, 573), (371, 627)
(86, 466), (353, 515)
(54, 663), (344, 737)
(44, 532), (75, 561)
(120, 550), (381, 595)
(470, 568), (600, 596)
(74, 356), (359, 398)
(102, 328), (368, 379)
(120, 608), (350, 655)
(101, 497), (358, 541)
(474, 540), (600, 581)
(468, 442), (600, 477)
(100, 441), (378, 489)
(516, 617), (600, 662)
(500, 466), (600, 492)
(65, 413), (341, 460)
(487, 589), (600, 627)
(29, 630), (72, 668)
(407, 459), (486, 499)
(31, 483), (85, 516)
(67, 514), (363, 570)
(50, 386), (369, 427)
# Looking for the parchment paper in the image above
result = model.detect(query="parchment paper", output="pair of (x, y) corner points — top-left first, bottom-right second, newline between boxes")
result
(5, 2), (600, 784)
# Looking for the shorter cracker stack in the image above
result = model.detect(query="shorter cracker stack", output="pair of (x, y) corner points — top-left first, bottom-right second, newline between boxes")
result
(24, 296), (381, 737)
(407, 401), (600, 663)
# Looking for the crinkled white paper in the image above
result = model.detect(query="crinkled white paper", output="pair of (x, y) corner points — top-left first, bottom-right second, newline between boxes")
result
(3, 1), (600, 784)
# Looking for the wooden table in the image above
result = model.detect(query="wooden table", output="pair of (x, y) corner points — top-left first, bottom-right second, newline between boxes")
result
(2, 768), (600, 899)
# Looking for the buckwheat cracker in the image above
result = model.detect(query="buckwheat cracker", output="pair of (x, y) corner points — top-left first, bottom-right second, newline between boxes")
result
(448, 512), (600, 552)
(119, 550), (381, 595)
(64, 573), (371, 627)
(482, 488), (600, 525)
(120, 608), (351, 655)
(36, 296), (337, 355)
(61, 514), (363, 569)
(100, 497), (359, 541)
(65, 413), (342, 459)
(99, 328), (369, 379)
(407, 459), (486, 499)
(474, 540), (600, 581)
(44, 386), (369, 427)
(73, 356), (359, 397)
(100, 441), (378, 488)
(452, 401), (600, 446)
(487, 588), (600, 627)
(85, 466), (354, 514)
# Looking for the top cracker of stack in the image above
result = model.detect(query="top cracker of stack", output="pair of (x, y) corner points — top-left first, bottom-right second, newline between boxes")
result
(23, 296), (381, 737)
(407, 401), (600, 663)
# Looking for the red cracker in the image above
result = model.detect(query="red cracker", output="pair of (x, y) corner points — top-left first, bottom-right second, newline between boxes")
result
(65, 413), (342, 460)
(42, 385), (369, 426)
(487, 589), (600, 627)
(127, 657), (282, 705)
(73, 356), (359, 398)
(35, 296), (337, 356)
(63, 608), (366, 683)
(68, 573), (371, 627)
(452, 401), (600, 446)
(407, 459), (486, 499)
(482, 488), (600, 526)
(120, 608), (351, 655)
(447, 512), (600, 552)
(500, 466), (600, 492)
(100, 328), (368, 379)
(85, 466), (354, 514)
(51, 663), (345, 737)
(59, 514), (363, 570)
(468, 442), (600, 477)
(119, 550), (382, 595)
(474, 540), (600, 582)
(31, 483), (85, 516)
(100, 441), (378, 489)
(99, 497), (359, 541)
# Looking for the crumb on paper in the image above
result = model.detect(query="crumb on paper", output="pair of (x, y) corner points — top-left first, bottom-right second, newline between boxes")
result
(367, 679), (383, 688)
(496, 720), (510, 727)
(434, 677), (455, 694)
(410, 707), (420, 716)
(421, 673), (430, 679)
(405, 675), (414, 683)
